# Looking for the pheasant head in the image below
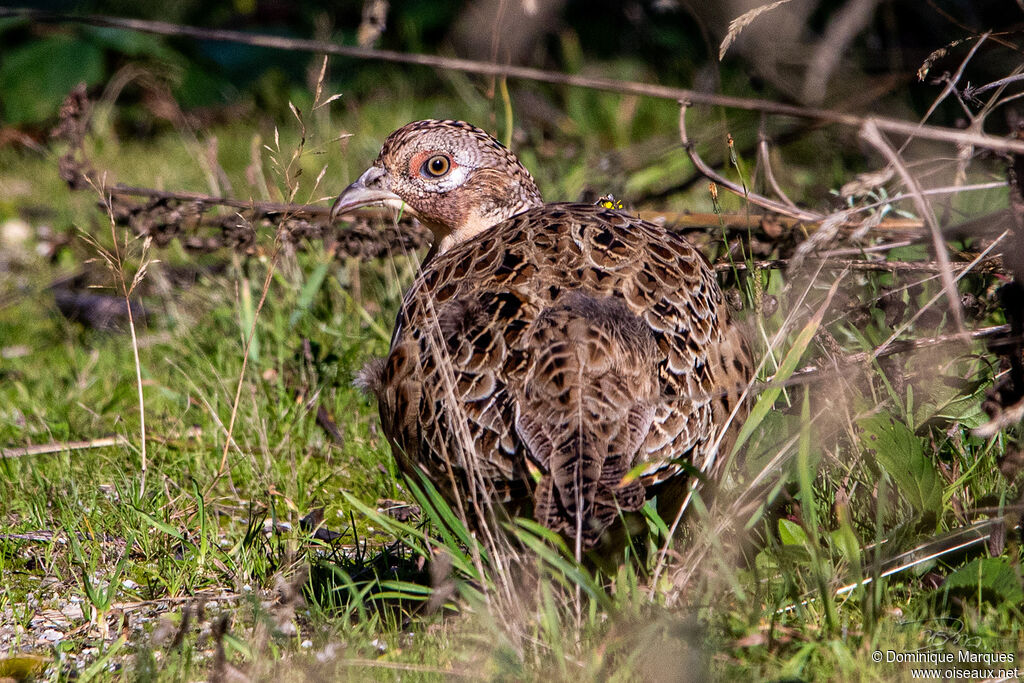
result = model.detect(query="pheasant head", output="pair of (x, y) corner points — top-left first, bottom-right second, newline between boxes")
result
(331, 120), (543, 257)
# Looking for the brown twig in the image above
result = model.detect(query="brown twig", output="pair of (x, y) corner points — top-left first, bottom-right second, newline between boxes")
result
(757, 118), (801, 212)
(916, 32), (989, 141)
(786, 323), (1012, 384)
(678, 103), (824, 221)
(50, 86), (434, 259)
(6, 7), (1024, 154)
(643, 210), (923, 233)
(102, 184), (329, 217)
(716, 256), (1001, 275)
(964, 73), (1024, 101)
(55, 83), (1006, 266)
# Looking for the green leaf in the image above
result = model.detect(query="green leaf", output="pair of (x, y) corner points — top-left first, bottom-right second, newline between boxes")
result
(778, 518), (809, 546)
(81, 26), (178, 61)
(129, 506), (188, 543)
(289, 259), (331, 328)
(944, 558), (1024, 605)
(511, 519), (614, 611)
(406, 470), (479, 555)
(341, 493), (428, 557)
(0, 17), (29, 36)
(174, 62), (237, 109)
(0, 36), (104, 124)
(79, 637), (128, 682)
(641, 498), (670, 539)
(373, 579), (434, 602)
(857, 413), (942, 515)
(917, 390), (989, 430)
(742, 410), (792, 478)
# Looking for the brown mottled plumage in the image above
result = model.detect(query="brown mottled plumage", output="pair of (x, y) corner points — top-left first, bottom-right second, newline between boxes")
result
(333, 119), (752, 550)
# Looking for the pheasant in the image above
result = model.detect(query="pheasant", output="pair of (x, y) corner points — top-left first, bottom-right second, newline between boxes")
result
(332, 119), (752, 551)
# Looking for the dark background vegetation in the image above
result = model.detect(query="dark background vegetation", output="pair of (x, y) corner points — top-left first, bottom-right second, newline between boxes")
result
(3, 2), (1020, 131)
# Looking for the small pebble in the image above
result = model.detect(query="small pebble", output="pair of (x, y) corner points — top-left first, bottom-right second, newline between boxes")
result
(0, 218), (31, 247)
(41, 628), (63, 643)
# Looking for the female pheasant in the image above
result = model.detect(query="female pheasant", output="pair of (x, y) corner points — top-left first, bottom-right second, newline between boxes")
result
(332, 120), (752, 552)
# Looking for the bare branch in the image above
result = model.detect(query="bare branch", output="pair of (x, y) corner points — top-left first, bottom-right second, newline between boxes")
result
(918, 32), (989, 131)
(757, 119), (800, 211)
(716, 256), (1000, 275)
(6, 7), (1024, 154)
(679, 104), (825, 222)
(964, 72), (1024, 101)
(785, 323), (1012, 385)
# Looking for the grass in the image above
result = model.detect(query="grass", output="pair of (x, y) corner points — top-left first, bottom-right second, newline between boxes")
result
(1, 61), (1022, 681)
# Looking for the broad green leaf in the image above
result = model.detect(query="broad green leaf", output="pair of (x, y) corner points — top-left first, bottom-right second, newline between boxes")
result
(943, 558), (1024, 604)
(81, 26), (179, 61)
(778, 518), (809, 546)
(642, 498), (671, 539)
(917, 392), (989, 430)
(742, 410), (792, 478)
(289, 259), (330, 328)
(0, 36), (104, 124)
(858, 413), (942, 515)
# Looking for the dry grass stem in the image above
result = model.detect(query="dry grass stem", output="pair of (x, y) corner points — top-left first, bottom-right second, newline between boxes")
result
(757, 122), (800, 211)
(718, 0), (795, 61)
(78, 174), (154, 494)
(0, 435), (127, 459)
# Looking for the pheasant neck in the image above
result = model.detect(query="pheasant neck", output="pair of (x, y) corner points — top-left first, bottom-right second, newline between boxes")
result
(422, 198), (542, 262)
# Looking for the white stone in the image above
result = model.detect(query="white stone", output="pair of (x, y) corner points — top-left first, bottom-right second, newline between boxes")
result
(0, 218), (31, 246)
(41, 628), (63, 642)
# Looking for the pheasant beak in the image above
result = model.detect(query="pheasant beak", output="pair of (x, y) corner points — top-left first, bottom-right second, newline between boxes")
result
(329, 165), (405, 222)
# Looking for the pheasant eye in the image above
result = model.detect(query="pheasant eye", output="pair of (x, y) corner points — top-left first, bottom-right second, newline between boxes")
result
(422, 154), (451, 178)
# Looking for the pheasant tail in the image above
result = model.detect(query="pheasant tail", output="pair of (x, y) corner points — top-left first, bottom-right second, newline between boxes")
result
(514, 292), (657, 546)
